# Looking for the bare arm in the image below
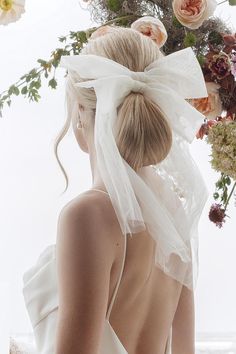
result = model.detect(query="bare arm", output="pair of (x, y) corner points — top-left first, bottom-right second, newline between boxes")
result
(171, 285), (195, 354)
(55, 197), (116, 354)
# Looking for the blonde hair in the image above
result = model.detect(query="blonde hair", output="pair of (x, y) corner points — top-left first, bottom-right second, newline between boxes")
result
(54, 26), (172, 192)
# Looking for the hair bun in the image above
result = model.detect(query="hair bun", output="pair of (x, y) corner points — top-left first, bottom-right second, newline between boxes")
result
(115, 92), (172, 171)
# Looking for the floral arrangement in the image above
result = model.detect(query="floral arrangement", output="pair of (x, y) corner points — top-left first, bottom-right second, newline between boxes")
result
(0, 0), (236, 228)
(190, 27), (236, 228)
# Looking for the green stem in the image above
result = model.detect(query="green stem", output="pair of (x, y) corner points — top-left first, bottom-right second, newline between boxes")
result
(217, 0), (228, 4)
(0, 67), (44, 97)
(102, 14), (141, 26)
(224, 181), (236, 210)
(0, 15), (137, 99)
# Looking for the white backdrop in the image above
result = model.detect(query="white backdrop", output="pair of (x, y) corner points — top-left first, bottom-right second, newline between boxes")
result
(0, 0), (235, 336)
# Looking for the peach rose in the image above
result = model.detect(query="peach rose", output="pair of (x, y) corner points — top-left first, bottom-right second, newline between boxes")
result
(131, 16), (168, 48)
(90, 25), (115, 40)
(172, 0), (217, 30)
(190, 82), (222, 119)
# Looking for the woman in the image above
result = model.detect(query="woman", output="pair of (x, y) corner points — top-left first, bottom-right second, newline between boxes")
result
(22, 24), (209, 354)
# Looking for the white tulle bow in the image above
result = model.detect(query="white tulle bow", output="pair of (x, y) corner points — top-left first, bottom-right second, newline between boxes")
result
(60, 47), (209, 290)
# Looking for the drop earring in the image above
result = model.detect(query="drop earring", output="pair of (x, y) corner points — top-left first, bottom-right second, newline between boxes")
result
(76, 116), (82, 129)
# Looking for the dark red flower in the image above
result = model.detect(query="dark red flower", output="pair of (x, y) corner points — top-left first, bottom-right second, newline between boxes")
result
(196, 123), (208, 139)
(208, 52), (231, 80)
(196, 120), (217, 139)
(209, 203), (226, 228)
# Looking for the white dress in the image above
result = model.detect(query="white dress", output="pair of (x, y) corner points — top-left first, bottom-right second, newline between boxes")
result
(22, 190), (172, 354)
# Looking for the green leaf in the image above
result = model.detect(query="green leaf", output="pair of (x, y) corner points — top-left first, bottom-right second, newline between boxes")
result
(172, 16), (183, 28)
(26, 75), (31, 82)
(8, 85), (19, 95)
(29, 80), (41, 90)
(48, 78), (57, 89)
(229, 0), (236, 5)
(225, 176), (231, 185)
(52, 59), (60, 68)
(59, 36), (67, 42)
(34, 81), (41, 89)
(197, 54), (206, 67)
(37, 59), (47, 66)
(29, 69), (38, 79)
(29, 81), (37, 89)
(21, 86), (28, 95)
(13, 87), (20, 96)
(216, 180), (223, 188)
(107, 0), (122, 12)
(213, 192), (220, 200)
(78, 31), (87, 43)
(184, 32), (197, 47)
(20, 74), (27, 80)
(208, 31), (223, 45)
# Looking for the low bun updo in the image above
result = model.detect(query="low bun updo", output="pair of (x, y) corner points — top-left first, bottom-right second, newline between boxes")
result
(115, 91), (172, 171)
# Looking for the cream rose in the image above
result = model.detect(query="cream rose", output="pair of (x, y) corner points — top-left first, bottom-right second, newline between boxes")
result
(131, 16), (168, 48)
(172, 0), (217, 30)
(190, 81), (222, 119)
(0, 0), (25, 26)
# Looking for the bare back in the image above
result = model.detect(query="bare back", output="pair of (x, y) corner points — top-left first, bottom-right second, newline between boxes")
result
(81, 190), (185, 354)
(56, 189), (195, 354)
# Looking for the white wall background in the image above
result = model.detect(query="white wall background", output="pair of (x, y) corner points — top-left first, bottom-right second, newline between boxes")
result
(0, 0), (235, 336)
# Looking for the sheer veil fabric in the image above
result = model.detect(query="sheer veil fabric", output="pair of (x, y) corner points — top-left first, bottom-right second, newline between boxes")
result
(60, 47), (209, 291)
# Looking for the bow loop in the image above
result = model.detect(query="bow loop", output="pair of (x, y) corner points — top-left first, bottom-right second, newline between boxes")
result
(60, 47), (208, 144)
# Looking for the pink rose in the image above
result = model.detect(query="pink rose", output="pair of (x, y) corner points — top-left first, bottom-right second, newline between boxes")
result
(131, 16), (168, 48)
(190, 82), (222, 119)
(172, 0), (217, 30)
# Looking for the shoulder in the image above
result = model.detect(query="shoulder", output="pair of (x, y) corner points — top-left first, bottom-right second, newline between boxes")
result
(56, 191), (117, 264)
(59, 191), (112, 222)
(55, 192), (119, 346)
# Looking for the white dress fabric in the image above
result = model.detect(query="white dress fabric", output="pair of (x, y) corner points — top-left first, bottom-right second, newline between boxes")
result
(22, 196), (172, 353)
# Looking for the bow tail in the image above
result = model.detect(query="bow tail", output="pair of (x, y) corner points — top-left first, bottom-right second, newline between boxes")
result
(93, 79), (147, 235)
(93, 81), (193, 263)
(94, 83), (195, 270)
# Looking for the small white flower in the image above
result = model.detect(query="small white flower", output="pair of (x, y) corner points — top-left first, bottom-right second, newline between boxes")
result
(0, 0), (25, 26)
